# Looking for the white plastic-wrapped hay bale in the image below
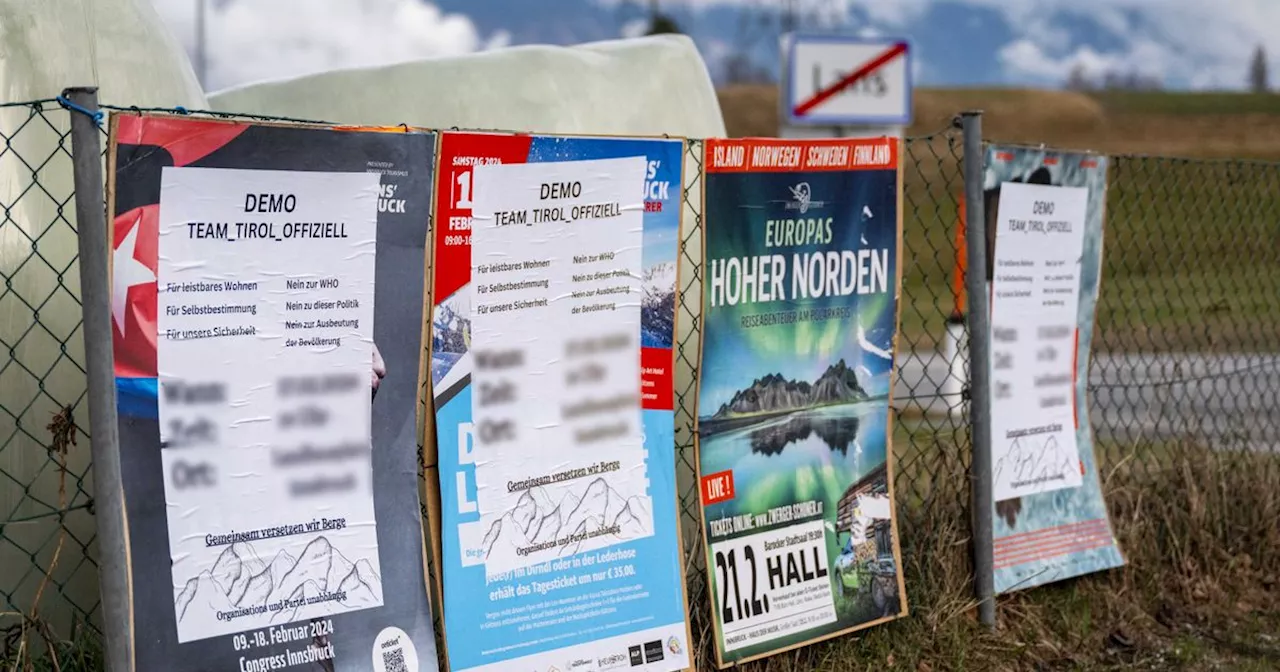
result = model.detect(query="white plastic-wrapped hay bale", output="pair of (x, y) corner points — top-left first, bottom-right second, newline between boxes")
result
(208, 34), (725, 137)
(0, 0), (206, 632)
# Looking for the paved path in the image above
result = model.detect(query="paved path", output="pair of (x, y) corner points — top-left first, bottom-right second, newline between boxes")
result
(895, 351), (1280, 450)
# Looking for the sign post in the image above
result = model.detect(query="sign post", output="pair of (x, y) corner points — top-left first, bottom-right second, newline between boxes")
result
(780, 34), (913, 140)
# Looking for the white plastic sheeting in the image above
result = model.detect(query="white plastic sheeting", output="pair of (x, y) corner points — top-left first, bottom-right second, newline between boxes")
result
(0, 0), (205, 631)
(209, 34), (726, 137)
(0, 0), (206, 104)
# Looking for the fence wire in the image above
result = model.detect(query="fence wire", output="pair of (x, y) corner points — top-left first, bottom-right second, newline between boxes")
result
(1, 100), (99, 650)
(3, 100), (1279, 666)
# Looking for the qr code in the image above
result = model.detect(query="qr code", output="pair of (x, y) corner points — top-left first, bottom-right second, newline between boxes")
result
(381, 647), (408, 672)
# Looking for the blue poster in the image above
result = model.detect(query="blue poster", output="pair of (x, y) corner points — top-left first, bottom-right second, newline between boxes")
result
(429, 132), (692, 672)
(696, 138), (908, 667)
(985, 145), (1125, 594)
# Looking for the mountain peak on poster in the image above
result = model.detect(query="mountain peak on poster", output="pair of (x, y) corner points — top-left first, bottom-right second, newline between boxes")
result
(641, 261), (677, 348)
(710, 359), (868, 420)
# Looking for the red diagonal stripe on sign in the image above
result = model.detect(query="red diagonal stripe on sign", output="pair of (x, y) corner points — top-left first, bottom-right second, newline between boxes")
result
(792, 42), (908, 117)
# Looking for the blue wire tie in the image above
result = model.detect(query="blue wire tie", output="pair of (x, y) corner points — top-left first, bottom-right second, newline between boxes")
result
(174, 106), (189, 115)
(55, 95), (104, 125)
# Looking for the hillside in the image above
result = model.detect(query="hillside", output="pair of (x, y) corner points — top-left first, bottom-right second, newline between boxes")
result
(717, 86), (1280, 159)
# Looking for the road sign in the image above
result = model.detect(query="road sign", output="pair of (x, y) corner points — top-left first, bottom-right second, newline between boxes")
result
(783, 34), (913, 128)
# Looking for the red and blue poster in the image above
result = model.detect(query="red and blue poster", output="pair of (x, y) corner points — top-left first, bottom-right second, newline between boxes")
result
(429, 131), (692, 672)
(108, 114), (439, 671)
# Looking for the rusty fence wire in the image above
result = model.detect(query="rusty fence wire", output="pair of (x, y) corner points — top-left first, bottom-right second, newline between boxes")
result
(4, 99), (1280, 665)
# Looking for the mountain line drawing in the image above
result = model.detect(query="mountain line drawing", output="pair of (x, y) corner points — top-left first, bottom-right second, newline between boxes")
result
(708, 358), (869, 421)
(174, 535), (383, 626)
(480, 476), (653, 561)
(995, 433), (1078, 499)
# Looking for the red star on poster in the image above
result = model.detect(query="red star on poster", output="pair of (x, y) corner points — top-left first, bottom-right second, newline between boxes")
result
(112, 205), (159, 379)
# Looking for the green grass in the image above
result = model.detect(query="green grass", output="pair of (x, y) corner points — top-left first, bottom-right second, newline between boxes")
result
(895, 135), (1280, 352)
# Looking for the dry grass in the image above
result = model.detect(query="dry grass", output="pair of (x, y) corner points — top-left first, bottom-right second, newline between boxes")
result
(11, 439), (1280, 670)
(1, 619), (101, 672)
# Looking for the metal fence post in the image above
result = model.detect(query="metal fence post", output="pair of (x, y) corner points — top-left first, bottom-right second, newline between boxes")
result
(64, 86), (132, 671)
(960, 110), (996, 629)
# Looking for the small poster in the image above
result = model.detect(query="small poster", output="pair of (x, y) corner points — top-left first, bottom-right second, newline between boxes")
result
(989, 181), (1089, 501)
(429, 132), (692, 672)
(108, 115), (439, 671)
(696, 137), (908, 667)
(984, 145), (1124, 593)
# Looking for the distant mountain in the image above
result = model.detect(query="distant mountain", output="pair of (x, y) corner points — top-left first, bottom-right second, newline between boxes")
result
(432, 298), (470, 355)
(710, 358), (868, 420)
(641, 261), (677, 348)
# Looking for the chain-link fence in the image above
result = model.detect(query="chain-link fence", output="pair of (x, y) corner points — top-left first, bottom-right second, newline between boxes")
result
(4, 98), (1280, 667)
(1, 100), (100, 652)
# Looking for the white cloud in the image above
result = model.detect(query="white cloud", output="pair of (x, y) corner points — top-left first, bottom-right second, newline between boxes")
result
(150, 0), (508, 91)
(702, 37), (735, 65)
(1089, 6), (1131, 38)
(997, 40), (1121, 81)
(1021, 19), (1071, 53)
(593, 0), (1280, 89)
(596, 0), (862, 27)
(886, 0), (1280, 88)
(854, 0), (931, 26)
(620, 17), (650, 39)
(965, 0), (1280, 89)
(912, 48), (926, 82)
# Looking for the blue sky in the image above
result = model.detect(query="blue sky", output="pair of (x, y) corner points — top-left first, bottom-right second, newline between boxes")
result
(154, 0), (1280, 92)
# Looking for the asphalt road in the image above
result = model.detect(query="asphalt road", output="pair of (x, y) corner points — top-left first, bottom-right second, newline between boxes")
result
(895, 351), (1280, 451)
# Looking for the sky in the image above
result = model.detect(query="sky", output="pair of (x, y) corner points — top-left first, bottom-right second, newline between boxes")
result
(149, 0), (1280, 93)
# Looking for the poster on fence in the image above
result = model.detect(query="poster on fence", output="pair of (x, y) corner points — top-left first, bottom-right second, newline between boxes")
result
(984, 145), (1124, 594)
(107, 114), (439, 671)
(695, 137), (908, 667)
(428, 131), (692, 672)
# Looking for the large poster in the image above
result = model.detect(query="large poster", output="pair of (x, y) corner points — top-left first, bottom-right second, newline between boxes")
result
(108, 114), (439, 671)
(696, 137), (907, 667)
(984, 145), (1124, 594)
(429, 132), (692, 672)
